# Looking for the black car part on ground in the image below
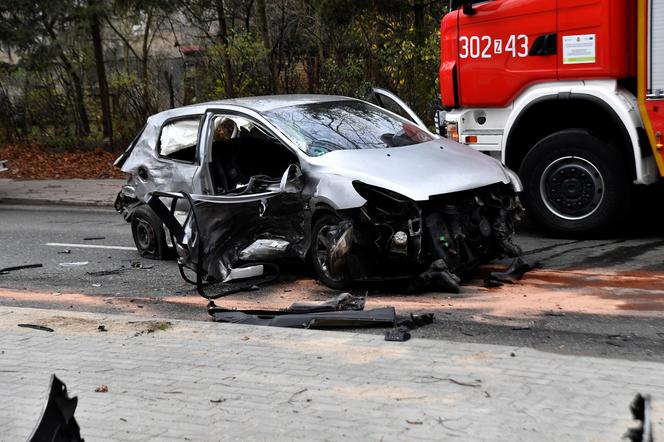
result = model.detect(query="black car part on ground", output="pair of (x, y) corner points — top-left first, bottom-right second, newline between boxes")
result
(211, 306), (398, 329)
(484, 257), (541, 287)
(207, 292), (397, 329)
(0, 263), (43, 275)
(29, 375), (83, 442)
(624, 394), (653, 442)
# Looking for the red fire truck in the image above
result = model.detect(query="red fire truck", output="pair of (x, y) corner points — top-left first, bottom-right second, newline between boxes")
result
(438, 0), (664, 235)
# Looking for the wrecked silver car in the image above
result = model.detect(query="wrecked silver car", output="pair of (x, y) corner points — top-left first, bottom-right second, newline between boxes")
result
(115, 90), (523, 292)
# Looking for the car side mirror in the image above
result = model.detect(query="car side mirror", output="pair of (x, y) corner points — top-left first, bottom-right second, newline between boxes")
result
(279, 164), (303, 193)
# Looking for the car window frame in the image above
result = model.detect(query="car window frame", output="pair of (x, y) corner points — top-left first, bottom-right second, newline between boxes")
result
(203, 108), (304, 164)
(156, 114), (204, 165)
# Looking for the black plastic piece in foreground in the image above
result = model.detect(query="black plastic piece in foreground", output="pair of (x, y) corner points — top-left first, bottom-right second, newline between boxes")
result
(211, 307), (396, 329)
(29, 375), (83, 442)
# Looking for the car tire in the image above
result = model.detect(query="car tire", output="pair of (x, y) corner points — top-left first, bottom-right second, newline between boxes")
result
(519, 129), (630, 237)
(131, 205), (171, 260)
(310, 214), (352, 290)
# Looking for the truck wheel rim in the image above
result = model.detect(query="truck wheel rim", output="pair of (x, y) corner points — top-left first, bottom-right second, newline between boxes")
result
(539, 156), (604, 221)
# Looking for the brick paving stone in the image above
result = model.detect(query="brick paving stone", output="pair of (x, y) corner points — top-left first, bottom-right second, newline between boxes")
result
(1, 306), (663, 441)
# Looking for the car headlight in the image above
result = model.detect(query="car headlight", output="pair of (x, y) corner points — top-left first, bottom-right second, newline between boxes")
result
(504, 167), (523, 193)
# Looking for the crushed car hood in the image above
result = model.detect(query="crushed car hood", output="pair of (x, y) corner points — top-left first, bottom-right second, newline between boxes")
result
(308, 139), (512, 201)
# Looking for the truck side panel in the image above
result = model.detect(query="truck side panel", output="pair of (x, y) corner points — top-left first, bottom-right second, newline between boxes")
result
(557, 0), (635, 80)
(456, 0), (556, 108)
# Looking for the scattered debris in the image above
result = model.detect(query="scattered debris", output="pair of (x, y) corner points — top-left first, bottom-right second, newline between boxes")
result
(624, 394), (653, 442)
(18, 324), (54, 332)
(28, 375), (82, 442)
(211, 306), (397, 329)
(286, 388), (308, 405)
(484, 257), (540, 287)
(130, 261), (154, 270)
(83, 237), (105, 241)
(406, 420), (423, 425)
(385, 328), (411, 342)
(210, 398), (227, 404)
(94, 385), (109, 393)
(413, 375), (481, 388)
(0, 263), (43, 275)
(57, 250), (71, 254)
(59, 262), (89, 267)
(86, 269), (125, 277)
(98, 325), (108, 332)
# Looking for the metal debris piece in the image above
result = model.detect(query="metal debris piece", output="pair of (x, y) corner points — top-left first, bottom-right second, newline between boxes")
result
(28, 375), (83, 442)
(624, 394), (653, 442)
(57, 250), (71, 254)
(130, 262), (154, 270)
(83, 237), (105, 241)
(0, 263), (43, 275)
(485, 257), (540, 287)
(288, 292), (365, 312)
(97, 325), (107, 332)
(18, 324), (54, 332)
(211, 307), (397, 329)
(59, 262), (89, 267)
(385, 328), (411, 342)
(86, 269), (125, 277)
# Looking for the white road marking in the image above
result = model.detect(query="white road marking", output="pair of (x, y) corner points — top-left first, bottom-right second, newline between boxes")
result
(46, 242), (136, 251)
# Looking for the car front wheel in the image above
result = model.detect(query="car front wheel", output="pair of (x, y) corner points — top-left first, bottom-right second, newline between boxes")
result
(519, 129), (630, 237)
(310, 214), (352, 290)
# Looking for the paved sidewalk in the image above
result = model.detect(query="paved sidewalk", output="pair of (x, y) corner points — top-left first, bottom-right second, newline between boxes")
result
(0, 179), (123, 207)
(1, 307), (662, 441)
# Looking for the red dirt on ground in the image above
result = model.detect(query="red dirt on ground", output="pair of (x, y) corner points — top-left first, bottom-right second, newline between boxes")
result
(3, 266), (664, 322)
(0, 143), (124, 180)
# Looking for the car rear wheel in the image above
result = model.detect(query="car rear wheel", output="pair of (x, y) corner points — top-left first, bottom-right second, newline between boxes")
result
(519, 129), (630, 237)
(310, 214), (352, 290)
(131, 205), (171, 260)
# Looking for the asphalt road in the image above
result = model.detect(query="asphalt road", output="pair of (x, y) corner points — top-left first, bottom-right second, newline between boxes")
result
(1, 204), (664, 362)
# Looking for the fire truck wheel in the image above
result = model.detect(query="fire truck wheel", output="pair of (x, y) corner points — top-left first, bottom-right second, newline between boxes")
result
(131, 205), (172, 260)
(519, 129), (630, 237)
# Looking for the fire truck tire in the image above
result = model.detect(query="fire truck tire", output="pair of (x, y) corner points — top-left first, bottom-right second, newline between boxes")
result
(519, 129), (630, 237)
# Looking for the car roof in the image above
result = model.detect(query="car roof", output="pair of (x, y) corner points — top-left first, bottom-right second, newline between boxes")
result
(147, 94), (358, 127)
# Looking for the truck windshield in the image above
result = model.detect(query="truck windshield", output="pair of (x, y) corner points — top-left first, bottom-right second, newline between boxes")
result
(264, 100), (434, 157)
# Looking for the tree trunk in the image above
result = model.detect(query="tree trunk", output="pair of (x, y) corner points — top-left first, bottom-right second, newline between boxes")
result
(141, 10), (153, 115)
(89, 0), (113, 145)
(43, 20), (90, 136)
(256, 0), (276, 93)
(215, 0), (235, 98)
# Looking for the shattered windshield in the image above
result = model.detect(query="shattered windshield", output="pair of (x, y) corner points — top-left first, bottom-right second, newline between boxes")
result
(264, 100), (434, 157)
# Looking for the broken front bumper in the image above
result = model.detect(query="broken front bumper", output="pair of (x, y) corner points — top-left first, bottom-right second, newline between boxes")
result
(325, 182), (524, 291)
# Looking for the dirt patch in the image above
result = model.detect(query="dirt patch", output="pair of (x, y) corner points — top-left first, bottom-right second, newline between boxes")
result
(26, 315), (172, 335)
